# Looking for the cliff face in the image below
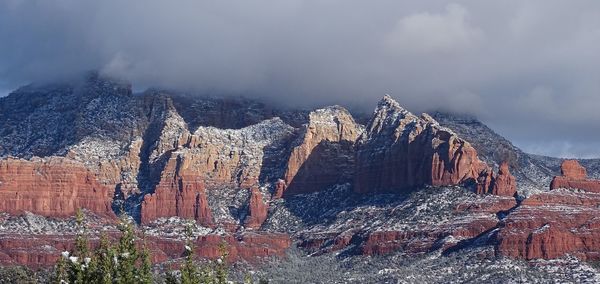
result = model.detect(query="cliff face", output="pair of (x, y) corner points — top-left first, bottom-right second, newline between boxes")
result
(140, 117), (294, 225)
(491, 161), (600, 260)
(140, 153), (214, 226)
(496, 189), (600, 260)
(354, 96), (489, 194)
(4, 75), (600, 269)
(0, 157), (114, 218)
(282, 106), (361, 196)
(550, 160), (600, 193)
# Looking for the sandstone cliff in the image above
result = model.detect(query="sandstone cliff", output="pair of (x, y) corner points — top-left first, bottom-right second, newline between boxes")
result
(282, 106), (361, 196)
(0, 157), (114, 218)
(496, 189), (600, 260)
(550, 160), (600, 193)
(140, 153), (214, 226)
(354, 96), (490, 194)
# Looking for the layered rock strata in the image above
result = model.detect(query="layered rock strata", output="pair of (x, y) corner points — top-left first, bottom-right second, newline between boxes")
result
(550, 160), (600, 193)
(0, 157), (115, 218)
(496, 189), (600, 260)
(141, 153), (214, 226)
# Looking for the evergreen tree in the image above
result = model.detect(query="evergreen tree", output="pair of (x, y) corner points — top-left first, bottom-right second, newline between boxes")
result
(180, 223), (200, 284)
(53, 252), (69, 284)
(115, 214), (138, 284)
(164, 271), (179, 284)
(215, 242), (230, 284)
(94, 232), (115, 284)
(72, 209), (94, 284)
(51, 213), (251, 283)
(138, 238), (153, 284)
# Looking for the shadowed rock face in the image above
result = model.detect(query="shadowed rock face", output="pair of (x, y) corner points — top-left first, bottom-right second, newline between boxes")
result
(0, 157), (115, 218)
(354, 96), (490, 194)
(550, 160), (600, 193)
(140, 153), (214, 226)
(282, 106), (361, 196)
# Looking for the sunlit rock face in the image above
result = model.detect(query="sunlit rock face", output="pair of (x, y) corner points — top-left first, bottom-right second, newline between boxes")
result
(0, 157), (115, 218)
(550, 160), (600, 193)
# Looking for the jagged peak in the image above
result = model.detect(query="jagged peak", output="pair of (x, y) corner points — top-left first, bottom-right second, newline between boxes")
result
(309, 105), (356, 126)
(376, 94), (409, 114)
(371, 95), (415, 125)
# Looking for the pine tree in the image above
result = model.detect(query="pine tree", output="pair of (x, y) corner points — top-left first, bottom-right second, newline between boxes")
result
(53, 252), (69, 284)
(138, 238), (153, 284)
(180, 223), (200, 284)
(115, 214), (138, 284)
(94, 232), (115, 284)
(72, 209), (93, 284)
(215, 242), (230, 284)
(52, 211), (260, 283)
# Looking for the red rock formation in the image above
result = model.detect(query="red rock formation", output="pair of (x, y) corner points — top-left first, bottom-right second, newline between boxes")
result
(496, 189), (600, 260)
(354, 96), (490, 194)
(356, 195), (518, 256)
(0, 157), (115, 218)
(550, 160), (600, 193)
(560, 160), (587, 179)
(282, 106), (360, 196)
(474, 162), (517, 197)
(141, 154), (213, 226)
(490, 162), (517, 197)
(244, 187), (268, 229)
(475, 169), (494, 195)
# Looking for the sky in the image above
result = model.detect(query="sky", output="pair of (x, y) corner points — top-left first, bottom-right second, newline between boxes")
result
(1, 0), (599, 158)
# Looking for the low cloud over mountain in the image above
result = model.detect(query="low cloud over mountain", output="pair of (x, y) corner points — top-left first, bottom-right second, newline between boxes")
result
(1, 0), (599, 157)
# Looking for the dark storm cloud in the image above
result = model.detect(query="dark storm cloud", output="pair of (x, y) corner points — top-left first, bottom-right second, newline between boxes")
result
(1, 0), (600, 158)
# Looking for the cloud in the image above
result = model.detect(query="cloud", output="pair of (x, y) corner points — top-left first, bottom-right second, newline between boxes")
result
(0, 0), (599, 157)
(385, 3), (483, 54)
